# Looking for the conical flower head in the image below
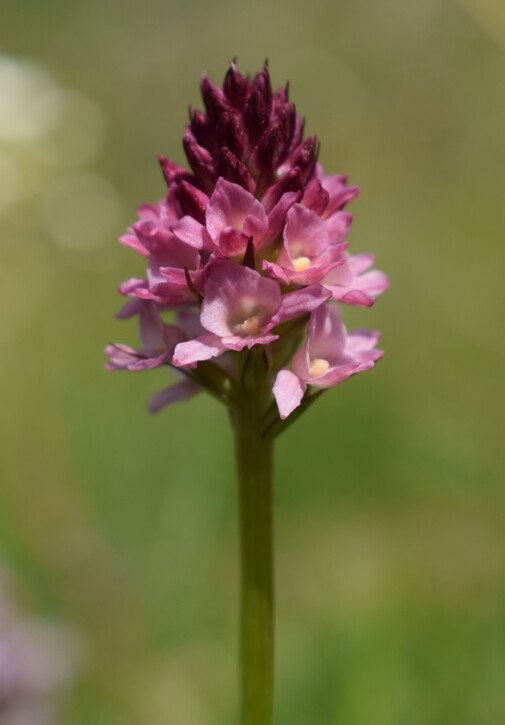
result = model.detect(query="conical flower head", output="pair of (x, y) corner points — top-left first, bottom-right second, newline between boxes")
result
(107, 62), (388, 420)
(173, 62), (313, 198)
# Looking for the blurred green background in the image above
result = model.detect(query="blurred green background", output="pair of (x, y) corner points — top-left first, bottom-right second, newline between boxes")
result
(1, 0), (505, 722)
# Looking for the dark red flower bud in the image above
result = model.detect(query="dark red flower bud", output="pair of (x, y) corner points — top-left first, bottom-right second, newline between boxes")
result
(189, 108), (215, 152)
(274, 103), (296, 154)
(275, 87), (288, 105)
(215, 109), (247, 160)
(244, 67), (273, 145)
(177, 180), (209, 224)
(250, 125), (287, 185)
(284, 136), (318, 183)
(223, 62), (248, 111)
(302, 178), (330, 215)
(183, 130), (216, 191)
(200, 75), (229, 121)
(163, 65), (318, 203)
(158, 155), (191, 186)
(290, 115), (305, 150)
(216, 148), (256, 193)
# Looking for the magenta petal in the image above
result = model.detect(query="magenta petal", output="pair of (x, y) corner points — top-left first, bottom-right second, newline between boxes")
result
(243, 210), (269, 241)
(262, 259), (290, 285)
(347, 253), (374, 275)
(325, 210), (353, 241)
(307, 304), (347, 362)
(160, 266), (206, 296)
(284, 257), (345, 286)
(105, 342), (170, 372)
(301, 178), (330, 215)
(323, 261), (354, 287)
(271, 285), (330, 326)
(105, 343), (142, 370)
(115, 298), (143, 320)
(119, 232), (149, 257)
(310, 362), (362, 388)
(128, 351), (170, 371)
(352, 269), (390, 296)
(137, 302), (166, 350)
(262, 191), (301, 247)
(149, 379), (200, 413)
(345, 330), (382, 354)
(321, 175), (360, 216)
(216, 227), (250, 256)
(282, 203), (330, 259)
(333, 289), (375, 307)
(206, 178), (268, 240)
(324, 255), (389, 306)
(171, 216), (213, 251)
(223, 333), (278, 351)
(273, 369), (306, 419)
(119, 278), (148, 296)
(172, 333), (226, 366)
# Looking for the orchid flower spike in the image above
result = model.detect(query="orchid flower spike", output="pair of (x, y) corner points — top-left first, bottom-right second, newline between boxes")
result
(106, 61), (388, 425)
(106, 61), (388, 725)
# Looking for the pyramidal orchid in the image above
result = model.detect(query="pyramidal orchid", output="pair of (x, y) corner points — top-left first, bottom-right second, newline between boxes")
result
(106, 62), (388, 725)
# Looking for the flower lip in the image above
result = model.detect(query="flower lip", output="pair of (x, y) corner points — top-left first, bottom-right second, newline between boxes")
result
(200, 258), (282, 338)
(308, 358), (330, 378)
(228, 303), (271, 337)
(292, 256), (311, 272)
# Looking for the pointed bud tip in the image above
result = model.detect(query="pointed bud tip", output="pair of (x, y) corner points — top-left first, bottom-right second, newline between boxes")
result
(243, 236), (256, 270)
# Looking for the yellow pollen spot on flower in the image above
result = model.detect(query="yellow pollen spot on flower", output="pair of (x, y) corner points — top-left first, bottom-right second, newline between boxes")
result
(292, 256), (311, 272)
(236, 315), (263, 335)
(309, 358), (330, 378)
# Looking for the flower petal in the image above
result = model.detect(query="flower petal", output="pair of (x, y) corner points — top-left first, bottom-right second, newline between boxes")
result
(172, 333), (226, 366)
(149, 379), (200, 413)
(261, 191), (301, 246)
(171, 216), (213, 251)
(271, 285), (330, 326)
(273, 369), (306, 419)
(206, 178), (268, 240)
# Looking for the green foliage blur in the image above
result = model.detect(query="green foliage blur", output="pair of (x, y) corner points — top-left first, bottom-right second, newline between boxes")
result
(1, 0), (505, 722)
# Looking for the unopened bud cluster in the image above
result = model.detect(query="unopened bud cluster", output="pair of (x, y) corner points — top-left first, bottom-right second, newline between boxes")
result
(106, 63), (388, 419)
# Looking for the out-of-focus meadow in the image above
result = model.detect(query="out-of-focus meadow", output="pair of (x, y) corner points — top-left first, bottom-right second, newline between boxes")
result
(1, 0), (505, 722)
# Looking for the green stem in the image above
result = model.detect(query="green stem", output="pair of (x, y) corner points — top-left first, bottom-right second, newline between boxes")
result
(234, 352), (275, 725)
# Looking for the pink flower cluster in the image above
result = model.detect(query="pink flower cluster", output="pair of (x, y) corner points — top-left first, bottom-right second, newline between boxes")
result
(107, 63), (388, 419)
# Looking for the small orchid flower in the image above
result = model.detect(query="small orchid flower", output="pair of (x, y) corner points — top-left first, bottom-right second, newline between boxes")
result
(106, 300), (185, 371)
(319, 171), (360, 216)
(172, 178), (299, 258)
(262, 203), (348, 285)
(273, 303), (383, 419)
(322, 253), (390, 306)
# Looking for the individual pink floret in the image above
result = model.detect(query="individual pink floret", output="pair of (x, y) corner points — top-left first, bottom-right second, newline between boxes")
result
(172, 258), (330, 366)
(319, 172), (360, 217)
(273, 303), (383, 419)
(322, 253), (390, 307)
(262, 203), (349, 285)
(173, 178), (300, 258)
(173, 178), (268, 257)
(105, 300), (185, 371)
